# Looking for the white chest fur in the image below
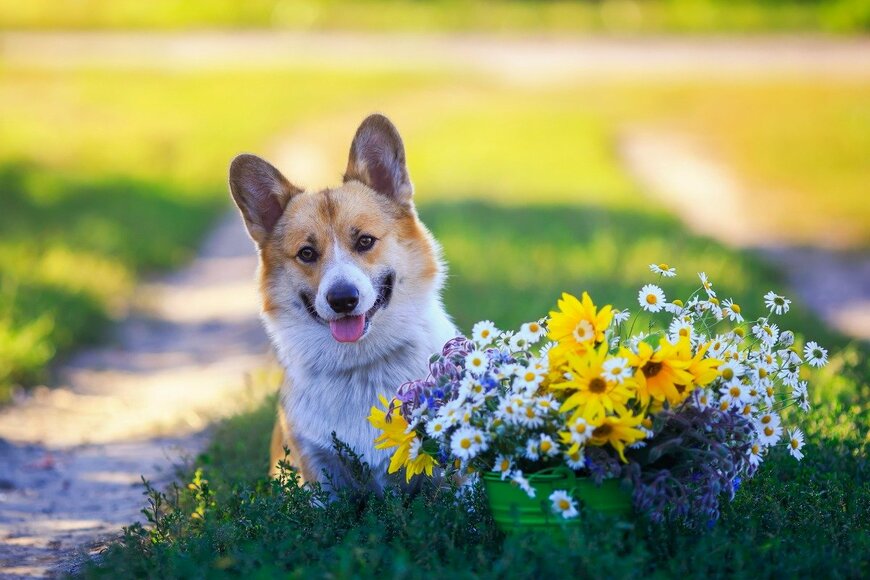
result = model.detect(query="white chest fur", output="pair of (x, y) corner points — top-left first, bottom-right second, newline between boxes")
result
(265, 296), (456, 486)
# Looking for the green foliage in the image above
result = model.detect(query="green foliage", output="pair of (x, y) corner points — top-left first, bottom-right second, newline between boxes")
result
(77, 382), (868, 578)
(2, 0), (869, 33)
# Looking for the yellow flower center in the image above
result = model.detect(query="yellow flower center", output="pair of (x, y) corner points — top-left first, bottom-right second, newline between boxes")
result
(540, 440), (552, 453)
(592, 424), (612, 438)
(524, 372), (536, 382)
(672, 299), (683, 307)
(761, 415), (772, 424)
(643, 361), (663, 378)
(481, 329), (490, 338)
(732, 304), (742, 314)
(764, 426), (774, 437)
(472, 357), (482, 366)
(558, 499), (571, 511)
(722, 368), (734, 381)
(752, 444), (760, 454)
(589, 378), (607, 393)
(460, 438), (472, 449)
(434, 424), (443, 432)
(734, 328), (745, 338)
(791, 439), (799, 449)
(658, 263), (670, 270)
(729, 386), (741, 398)
(642, 418), (653, 429)
(742, 404), (752, 416)
(709, 297), (720, 306)
(569, 451), (581, 461)
(610, 367), (623, 376)
(646, 294), (658, 305)
(525, 407), (535, 418)
(500, 459), (509, 471)
(679, 328), (690, 337)
(529, 323), (540, 333)
(719, 400), (730, 411)
(576, 423), (588, 434)
(758, 368), (768, 379)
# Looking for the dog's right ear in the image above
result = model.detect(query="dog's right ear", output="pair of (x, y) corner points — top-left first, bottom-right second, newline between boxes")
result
(229, 154), (301, 246)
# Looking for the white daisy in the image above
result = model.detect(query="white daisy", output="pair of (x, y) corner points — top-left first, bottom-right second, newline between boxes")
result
(755, 412), (782, 447)
(649, 262), (677, 277)
(512, 471), (536, 499)
(694, 389), (711, 410)
(408, 437), (423, 461)
(458, 376), (486, 402)
(612, 309), (631, 325)
(601, 357), (633, 384)
(535, 394), (558, 413)
(496, 397), (521, 425)
(518, 402), (544, 428)
(748, 442), (764, 468)
(508, 333), (530, 353)
(565, 417), (592, 445)
(465, 350), (489, 376)
(763, 291), (791, 315)
(538, 434), (560, 458)
(513, 365), (544, 392)
(793, 380), (811, 412)
(493, 455), (513, 480)
(518, 320), (547, 344)
(803, 341), (828, 368)
(565, 447), (586, 469)
(524, 437), (540, 461)
(719, 380), (751, 406)
(752, 321), (780, 347)
(668, 318), (695, 343)
(779, 330), (795, 347)
(707, 335), (732, 358)
(450, 426), (484, 460)
(572, 320), (595, 343)
(721, 298), (744, 323)
(425, 417), (449, 439)
(549, 490), (579, 519)
(787, 428), (805, 460)
(699, 272), (716, 297)
(638, 284), (666, 313)
(718, 360), (745, 383)
(472, 320), (498, 346)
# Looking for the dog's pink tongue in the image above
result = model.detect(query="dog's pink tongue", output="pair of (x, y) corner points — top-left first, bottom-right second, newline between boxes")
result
(329, 315), (366, 343)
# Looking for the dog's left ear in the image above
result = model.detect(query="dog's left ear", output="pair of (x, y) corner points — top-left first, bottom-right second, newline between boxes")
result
(344, 114), (413, 206)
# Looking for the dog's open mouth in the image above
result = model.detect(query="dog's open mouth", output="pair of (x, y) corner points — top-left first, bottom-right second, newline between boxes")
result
(300, 271), (394, 343)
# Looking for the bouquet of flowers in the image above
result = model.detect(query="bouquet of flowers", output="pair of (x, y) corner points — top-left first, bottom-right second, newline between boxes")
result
(369, 265), (827, 525)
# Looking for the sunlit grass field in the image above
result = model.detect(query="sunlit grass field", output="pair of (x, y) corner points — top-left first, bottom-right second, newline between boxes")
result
(2, 67), (867, 399)
(2, 0), (869, 33)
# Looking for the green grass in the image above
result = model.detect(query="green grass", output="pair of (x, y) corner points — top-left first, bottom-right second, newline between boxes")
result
(0, 67), (438, 397)
(2, 68), (868, 397)
(76, 201), (869, 577)
(2, 0), (869, 34)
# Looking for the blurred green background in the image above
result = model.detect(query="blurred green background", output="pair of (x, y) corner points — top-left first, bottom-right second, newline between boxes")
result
(0, 2), (867, 401)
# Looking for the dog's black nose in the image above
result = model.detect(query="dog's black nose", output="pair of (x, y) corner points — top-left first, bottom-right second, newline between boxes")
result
(326, 283), (359, 314)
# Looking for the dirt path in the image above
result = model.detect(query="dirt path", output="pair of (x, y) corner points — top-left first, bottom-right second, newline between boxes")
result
(0, 213), (274, 578)
(1, 32), (869, 83)
(621, 130), (870, 340)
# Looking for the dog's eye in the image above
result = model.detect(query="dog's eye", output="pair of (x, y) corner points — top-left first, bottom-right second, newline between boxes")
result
(297, 246), (318, 263)
(355, 235), (376, 252)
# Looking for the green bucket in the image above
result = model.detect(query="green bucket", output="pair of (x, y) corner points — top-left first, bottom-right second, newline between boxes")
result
(482, 469), (632, 532)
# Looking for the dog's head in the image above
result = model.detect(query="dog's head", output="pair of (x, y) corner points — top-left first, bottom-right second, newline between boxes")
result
(229, 114), (442, 355)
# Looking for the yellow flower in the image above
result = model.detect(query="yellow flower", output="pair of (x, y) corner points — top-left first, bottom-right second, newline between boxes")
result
(404, 450), (438, 482)
(588, 411), (646, 462)
(549, 345), (635, 422)
(368, 395), (436, 481)
(621, 338), (693, 407)
(678, 338), (722, 388)
(547, 292), (613, 355)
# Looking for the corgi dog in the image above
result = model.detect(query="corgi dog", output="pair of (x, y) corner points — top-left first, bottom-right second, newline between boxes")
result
(229, 114), (456, 491)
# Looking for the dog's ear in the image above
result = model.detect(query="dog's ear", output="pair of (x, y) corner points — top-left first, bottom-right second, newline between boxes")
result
(229, 154), (301, 245)
(344, 114), (413, 206)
